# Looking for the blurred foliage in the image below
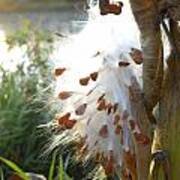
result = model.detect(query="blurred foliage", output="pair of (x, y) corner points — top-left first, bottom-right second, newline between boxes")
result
(0, 20), (54, 177)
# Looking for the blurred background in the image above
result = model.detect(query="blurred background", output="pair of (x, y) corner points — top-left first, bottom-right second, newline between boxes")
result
(0, 1), (100, 179)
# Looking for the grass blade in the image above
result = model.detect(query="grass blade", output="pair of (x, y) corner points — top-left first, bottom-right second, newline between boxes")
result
(48, 151), (57, 180)
(0, 157), (29, 180)
(58, 157), (63, 180)
(0, 167), (4, 180)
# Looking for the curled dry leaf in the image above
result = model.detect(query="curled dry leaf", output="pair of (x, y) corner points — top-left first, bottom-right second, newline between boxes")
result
(79, 76), (90, 86)
(118, 61), (130, 67)
(90, 72), (98, 81)
(99, 125), (108, 138)
(54, 67), (66, 76)
(130, 48), (143, 65)
(97, 99), (107, 111)
(75, 103), (87, 116)
(58, 91), (72, 100)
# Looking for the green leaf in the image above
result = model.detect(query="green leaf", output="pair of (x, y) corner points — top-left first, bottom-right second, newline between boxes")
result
(48, 151), (57, 180)
(0, 157), (29, 180)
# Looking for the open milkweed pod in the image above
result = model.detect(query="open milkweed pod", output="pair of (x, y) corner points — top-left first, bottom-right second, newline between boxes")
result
(58, 91), (73, 100)
(129, 48), (143, 65)
(54, 67), (66, 76)
(79, 76), (90, 86)
(90, 72), (98, 81)
(75, 103), (87, 116)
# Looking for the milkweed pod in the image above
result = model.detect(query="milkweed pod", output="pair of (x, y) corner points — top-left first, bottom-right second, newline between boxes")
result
(79, 76), (90, 86)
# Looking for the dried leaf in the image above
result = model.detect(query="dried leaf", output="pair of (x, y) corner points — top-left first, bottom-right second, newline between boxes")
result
(79, 76), (90, 86)
(75, 103), (87, 116)
(54, 68), (66, 76)
(118, 61), (130, 67)
(58, 91), (72, 100)
(99, 125), (108, 138)
(90, 72), (98, 81)
(130, 48), (143, 65)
